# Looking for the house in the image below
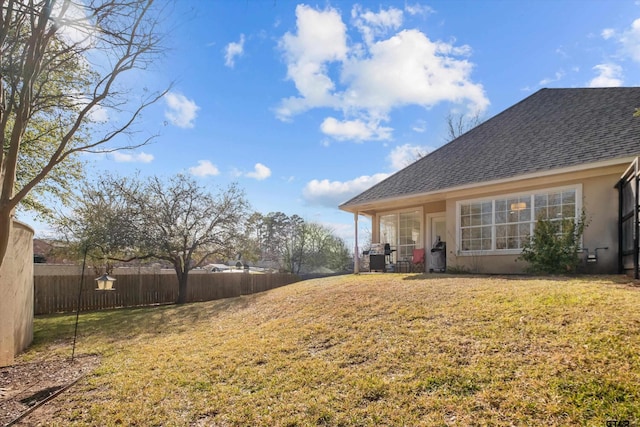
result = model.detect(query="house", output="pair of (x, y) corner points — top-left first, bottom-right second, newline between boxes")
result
(339, 87), (640, 275)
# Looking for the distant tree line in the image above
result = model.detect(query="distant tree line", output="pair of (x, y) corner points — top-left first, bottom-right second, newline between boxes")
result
(243, 212), (351, 275)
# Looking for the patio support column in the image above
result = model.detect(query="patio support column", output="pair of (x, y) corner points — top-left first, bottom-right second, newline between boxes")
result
(353, 212), (360, 274)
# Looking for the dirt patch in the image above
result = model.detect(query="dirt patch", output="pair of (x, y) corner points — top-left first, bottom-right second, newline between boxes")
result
(0, 355), (100, 426)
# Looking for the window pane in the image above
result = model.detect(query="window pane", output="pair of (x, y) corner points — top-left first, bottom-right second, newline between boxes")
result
(482, 239), (492, 250)
(562, 191), (575, 204)
(495, 210), (506, 224)
(470, 227), (481, 239)
(535, 206), (547, 220)
(535, 194), (547, 207)
(562, 204), (575, 218)
(519, 235), (529, 248)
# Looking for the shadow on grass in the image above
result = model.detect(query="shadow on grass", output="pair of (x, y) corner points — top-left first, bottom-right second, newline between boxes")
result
(32, 295), (254, 352)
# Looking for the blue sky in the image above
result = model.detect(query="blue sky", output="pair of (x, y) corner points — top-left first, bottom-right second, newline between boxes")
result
(28, 1), (640, 247)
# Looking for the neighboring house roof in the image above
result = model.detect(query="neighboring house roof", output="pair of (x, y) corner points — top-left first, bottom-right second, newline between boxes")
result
(32, 238), (74, 264)
(340, 87), (640, 209)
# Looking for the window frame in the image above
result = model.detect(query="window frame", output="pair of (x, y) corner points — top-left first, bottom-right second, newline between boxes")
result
(456, 184), (582, 256)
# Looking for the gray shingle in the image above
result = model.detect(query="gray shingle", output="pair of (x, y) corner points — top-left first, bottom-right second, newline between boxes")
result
(340, 87), (640, 208)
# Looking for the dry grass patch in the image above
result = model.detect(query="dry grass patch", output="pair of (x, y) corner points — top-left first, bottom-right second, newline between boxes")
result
(16, 274), (640, 426)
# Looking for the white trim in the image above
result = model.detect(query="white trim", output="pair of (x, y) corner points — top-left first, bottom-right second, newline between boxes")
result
(456, 184), (583, 256)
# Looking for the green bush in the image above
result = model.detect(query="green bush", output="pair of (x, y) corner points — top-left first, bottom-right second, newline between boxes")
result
(518, 211), (587, 274)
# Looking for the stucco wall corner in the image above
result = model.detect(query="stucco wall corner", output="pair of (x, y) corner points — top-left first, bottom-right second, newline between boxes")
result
(0, 220), (34, 367)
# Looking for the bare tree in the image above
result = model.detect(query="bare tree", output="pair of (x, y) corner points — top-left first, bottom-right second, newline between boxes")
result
(60, 173), (251, 304)
(445, 111), (483, 142)
(0, 0), (170, 269)
(140, 176), (250, 304)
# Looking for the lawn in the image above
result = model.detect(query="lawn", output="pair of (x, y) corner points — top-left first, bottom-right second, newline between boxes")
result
(17, 274), (640, 426)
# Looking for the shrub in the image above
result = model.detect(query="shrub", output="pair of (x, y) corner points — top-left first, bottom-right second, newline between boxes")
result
(518, 211), (588, 274)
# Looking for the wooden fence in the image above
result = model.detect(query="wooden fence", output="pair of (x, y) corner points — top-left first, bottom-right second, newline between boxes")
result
(34, 273), (300, 315)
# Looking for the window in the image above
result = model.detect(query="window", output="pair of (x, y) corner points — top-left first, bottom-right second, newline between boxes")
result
(458, 187), (579, 254)
(379, 210), (422, 261)
(460, 201), (492, 251)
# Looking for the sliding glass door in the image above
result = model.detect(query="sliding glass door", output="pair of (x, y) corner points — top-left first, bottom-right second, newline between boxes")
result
(379, 210), (422, 262)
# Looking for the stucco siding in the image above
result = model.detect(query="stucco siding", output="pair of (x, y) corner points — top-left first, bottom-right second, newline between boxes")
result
(0, 221), (34, 366)
(444, 168), (623, 274)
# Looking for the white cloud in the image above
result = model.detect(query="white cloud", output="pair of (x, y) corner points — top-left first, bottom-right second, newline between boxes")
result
(164, 92), (199, 128)
(618, 18), (640, 62)
(87, 104), (109, 123)
(225, 34), (245, 68)
(320, 117), (392, 141)
(412, 119), (427, 133)
(246, 163), (272, 180)
(539, 70), (566, 86)
(111, 151), (154, 163)
(601, 28), (615, 40)
(304, 142), (433, 208)
(352, 5), (403, 46)
(276, 6), (489, 140)
(404, 4), (434, 16)
(302, 173), (389, 207)
(276, 5), (348, 120)
(341, 30), (488, 113)
(387, 144), (431, 170)
(588, 63), (623, 87)
(51, 1), (94, 48)
(189, 160), (220, 177)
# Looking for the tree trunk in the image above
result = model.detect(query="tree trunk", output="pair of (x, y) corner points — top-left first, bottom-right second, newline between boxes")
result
(176, 269), (189, 304)
(0, 207), (12, 270)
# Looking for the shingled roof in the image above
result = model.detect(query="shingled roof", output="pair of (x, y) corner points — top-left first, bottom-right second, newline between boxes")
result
(340, 87), (640, 209)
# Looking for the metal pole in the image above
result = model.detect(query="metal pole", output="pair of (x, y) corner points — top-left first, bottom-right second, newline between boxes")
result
(71, 244), (89, 362)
